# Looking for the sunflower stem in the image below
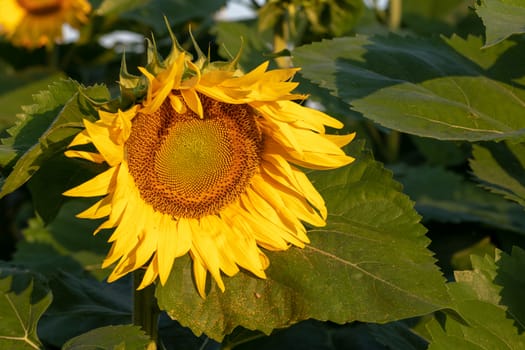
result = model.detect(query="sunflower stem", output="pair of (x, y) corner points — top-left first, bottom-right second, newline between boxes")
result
(133, 270), (160, 344)
(388, 0), (402, 30)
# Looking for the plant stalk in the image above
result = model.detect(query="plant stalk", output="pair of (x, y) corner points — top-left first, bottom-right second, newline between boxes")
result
(133, 270), (160, 344)
(388, 0), (402, 30)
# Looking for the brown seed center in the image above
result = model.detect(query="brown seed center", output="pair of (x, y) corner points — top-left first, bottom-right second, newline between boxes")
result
(17, 0), (62, 15)
(125, 94), (263, 218)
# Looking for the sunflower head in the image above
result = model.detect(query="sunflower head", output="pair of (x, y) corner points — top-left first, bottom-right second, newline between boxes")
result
(64, 33), (356, 297)
(0, 0), (91, 48)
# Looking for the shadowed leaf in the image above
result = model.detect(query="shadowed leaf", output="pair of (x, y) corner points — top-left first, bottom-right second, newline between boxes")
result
(293, 35), (525, 142)
(475, 0), (525, 47)
(426, 248), (525, 349)
(0, 268), (52, 350)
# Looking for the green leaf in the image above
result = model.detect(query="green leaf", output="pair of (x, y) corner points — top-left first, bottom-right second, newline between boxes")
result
(213, 20), (272, 71)
(40, 273), (131, 348)
(469, 142), (525, 208)
(494, 246), (525, 331)
(228, 320), (427, 350)
(409, 136), (469, 166)
(0, 268), (52, 350)
(118, 0), (227, 34)
(0, 80), (110, 199)
(402, 0), (469, 35)
(292, 35), (525, 141)
(157, 141), (449, 341)
(12, 200), (111, 280)
(0, 69), (65, 133)
(475, 0), (525, 47)
(62, 324), (151, 350)
(426, 248), (525, 349)
(442, 34), (525, 86)
(395, 165), (525, 233)
(95, 0), (149, 16)
(27, 154), (107, 224)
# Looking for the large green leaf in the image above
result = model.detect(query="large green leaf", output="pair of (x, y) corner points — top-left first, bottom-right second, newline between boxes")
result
(27, 153), (107, 224)
(292, 35), (525, 141)
(62, 325), (151, 350)
(0, 69), (65, 133)
(475, 0), (525, 47)
(0, 268), (52, 350)
(12, 200), (111, 280)
(117, 0), (227, 34)
(426, 248), (525, 349)
(95, 0), (149, 16)
(227, 320), (427, 350)
(39, 273), (131, 348)
(469, 142), (525, 208)
(395, 165), (525, 233)
(156, 141), (449, 340)
(402, 0), (470, 35)
(0, 80), (110, 199)
(213, 20), (272, 72)
(443, 34), (525, 86)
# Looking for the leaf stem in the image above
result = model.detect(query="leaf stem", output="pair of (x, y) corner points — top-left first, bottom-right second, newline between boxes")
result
(273, 8), (291, 68)
(133, 270), (160, 345)
(388, 0), (402, 30)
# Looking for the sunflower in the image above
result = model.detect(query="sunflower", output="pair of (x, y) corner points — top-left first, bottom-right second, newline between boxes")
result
(63, 37), (356, 297)
(0, 0), (91, 48)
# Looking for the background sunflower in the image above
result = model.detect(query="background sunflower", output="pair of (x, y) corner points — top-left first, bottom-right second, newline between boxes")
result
(0, 0), (91, 48)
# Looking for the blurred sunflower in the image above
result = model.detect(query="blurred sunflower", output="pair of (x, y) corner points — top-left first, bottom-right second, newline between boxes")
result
(64, 36), (355, 297)
(0, 0), (91, 48)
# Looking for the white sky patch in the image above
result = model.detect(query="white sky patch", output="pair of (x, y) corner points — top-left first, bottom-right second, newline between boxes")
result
(99, 30), (145, 53)
(364, 0), (389, 10)
(62, 24), (80, 44)
(216, 0), (257, 21)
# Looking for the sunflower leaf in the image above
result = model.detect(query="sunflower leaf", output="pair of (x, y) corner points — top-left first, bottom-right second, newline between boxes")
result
(0, 79), (110, 199)
(11, 200), (110, 279)
(213, 19), (272, 71)
(402, 0), (468, 35)
(223, 319), (427, 350)
(157, 140), (449, 340)
(0, 267), (52, 350)
(292, 34), (525, 142)
(118, 0), (227, 35)
(39, 273), (132, 348)
(395, 164), (525, 233)
(475, 0), (525, 47)
(426, 247), (525, 349)
(469, 142), (525, 208)
(0, 68), (65, 133)
(62, 324), (151, 350)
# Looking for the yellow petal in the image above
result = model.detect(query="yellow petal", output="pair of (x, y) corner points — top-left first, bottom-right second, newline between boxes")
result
(138, 256), (159, 289)
(77, 197), (112, 219)
(68, 130), (91, 147)
(265, 138), (355, 170)
(191, 252), (209, 298)
(225, 61), (269, 87)
(169, 94), (186, 114)
(63, 167), (117, 197)
(254, 100), (344, 132)
(181, 88), (203, 118)
(190, 217), (230, 290)
(242, 189), (307, 248)
(325, 132), (357, 147)
(83, 119), (123, 166)
(261, 153), (326, 218)
(253, 173), (325, 228)
(64, 150), (105, 163)
(157, 215), (191, 285)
